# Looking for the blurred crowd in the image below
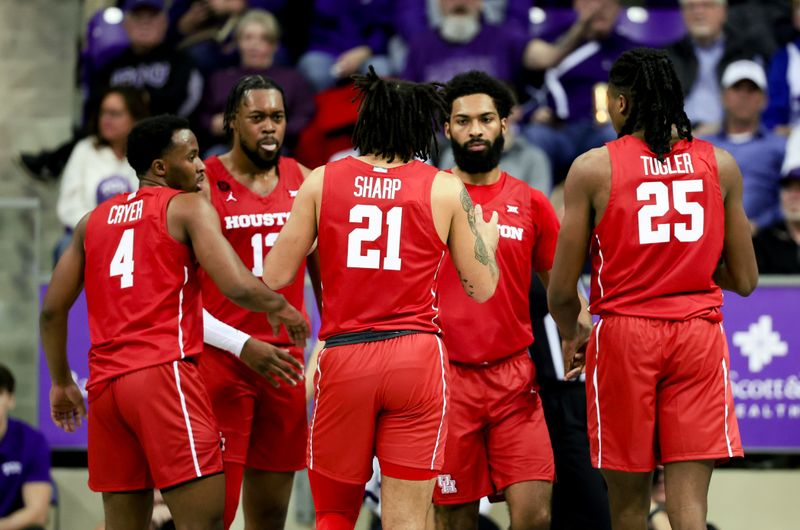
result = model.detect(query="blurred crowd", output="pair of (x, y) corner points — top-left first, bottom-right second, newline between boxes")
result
(18, 0), (800, 274)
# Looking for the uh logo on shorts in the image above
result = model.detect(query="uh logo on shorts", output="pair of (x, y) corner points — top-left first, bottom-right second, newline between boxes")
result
(437, 474), (458, 494)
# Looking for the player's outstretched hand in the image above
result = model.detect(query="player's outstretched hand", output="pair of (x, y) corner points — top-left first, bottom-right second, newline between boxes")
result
(240, 337), (305, 388)
(473, 204), (500, 256)
(563, 320), (591, 380)
(50, 382), (86, 433)
(267, 304), (310, 348)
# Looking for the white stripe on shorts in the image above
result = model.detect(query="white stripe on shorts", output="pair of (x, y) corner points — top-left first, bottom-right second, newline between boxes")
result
(308, 347), (327, 470)
(431, 336), (448, 470)
(173, 360), (202, 477)
(593, 319), (604, 468)
(722, 357), (733, 457)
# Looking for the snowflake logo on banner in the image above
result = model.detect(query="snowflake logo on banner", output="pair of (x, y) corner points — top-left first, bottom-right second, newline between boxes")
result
(732, 315), (788, 373)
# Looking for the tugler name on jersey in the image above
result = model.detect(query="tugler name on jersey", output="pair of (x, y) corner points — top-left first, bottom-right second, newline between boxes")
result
(354, 176), (402, 200)
(640, 153), (694, 177)
(107, 200), (143, 225)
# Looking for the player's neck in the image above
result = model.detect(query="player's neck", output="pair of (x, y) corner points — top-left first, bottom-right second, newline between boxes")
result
(357, 154), (408, 169)
(225, 150), (279, 183)
(453, 166), (501, 186)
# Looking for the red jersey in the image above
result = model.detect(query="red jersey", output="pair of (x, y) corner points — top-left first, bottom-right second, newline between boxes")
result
(198, 156), (308, 345)
(439, 172), (560, 364)
(83, 187), (202, 396)
(317, 157), (447, 339)
(590, 136), (724, 321)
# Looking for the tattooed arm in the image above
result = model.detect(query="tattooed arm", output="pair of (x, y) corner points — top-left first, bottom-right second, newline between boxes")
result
(431, 171), (500, 302)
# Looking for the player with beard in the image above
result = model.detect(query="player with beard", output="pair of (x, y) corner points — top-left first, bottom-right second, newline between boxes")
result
(196, 75), (318, 530)
(433, 71), (591, 530)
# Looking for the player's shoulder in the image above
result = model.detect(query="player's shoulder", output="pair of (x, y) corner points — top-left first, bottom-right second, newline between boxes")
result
(568, 146), (610, 186)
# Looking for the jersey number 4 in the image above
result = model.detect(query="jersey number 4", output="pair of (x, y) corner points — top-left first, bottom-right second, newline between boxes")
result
(347, 205), (403, 270)
(637, 180), (704, 244)
(110, 228), (134, 288)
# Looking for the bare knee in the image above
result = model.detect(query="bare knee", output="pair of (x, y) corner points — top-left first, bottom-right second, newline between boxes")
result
(434, 503), (479, 530)
(509, 504), (551, 530)
(244, 502), (289, 530)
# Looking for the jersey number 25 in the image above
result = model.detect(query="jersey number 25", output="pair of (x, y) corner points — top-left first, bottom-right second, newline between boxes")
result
(637, 180), (704, 245)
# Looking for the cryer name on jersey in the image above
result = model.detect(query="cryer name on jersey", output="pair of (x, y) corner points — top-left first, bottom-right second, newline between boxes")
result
(107, 200), (143, 225)
(224, 212), (291, 230)
(498, 224), (523, 241)
(640, 153), (695, 177)
(354, 176), (402, 200)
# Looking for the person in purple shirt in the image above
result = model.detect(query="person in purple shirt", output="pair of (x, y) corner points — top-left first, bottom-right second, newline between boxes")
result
(763, 0), (800, 134)
(522, 0), (635, 184)
(297, 0), (394, 92)
(402, 0), (596, 85)
(705, 60), (787, 233)
(0, 365), (52, 530)
(197, 9), (315, 155)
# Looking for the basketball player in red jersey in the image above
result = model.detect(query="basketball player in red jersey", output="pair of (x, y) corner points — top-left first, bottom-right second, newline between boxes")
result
(433, 71), (590, 530)
(40, 115), (308, 530)
(262, 68), (501, 530)
(548, 49), (758, 530)
(196, 74), (318, 530)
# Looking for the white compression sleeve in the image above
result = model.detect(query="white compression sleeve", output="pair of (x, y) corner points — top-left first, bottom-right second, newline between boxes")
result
(202, 308), (250, 357)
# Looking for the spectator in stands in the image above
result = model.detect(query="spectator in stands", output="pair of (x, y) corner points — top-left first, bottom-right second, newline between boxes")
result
(402, 0), (598, 85)
(197, 9), (315, 155)
(88, 0), (204, 119)
(169, 0), (249, 76)
(0, 364), (52, 530)
(522, 0), (634, 184)
(763, 0), (800, 134)
(705, 60), (786, 233)
(297, 0), (393, 91)
(438, 105), (553, 194)
(664, 0), (772, 136)
(753, 130), (800, 274)
(57, 86), (148, 232)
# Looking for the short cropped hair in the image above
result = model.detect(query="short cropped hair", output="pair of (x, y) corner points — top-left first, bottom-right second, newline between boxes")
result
(444, 71), (516, 119)
(126, 115), (191, 177)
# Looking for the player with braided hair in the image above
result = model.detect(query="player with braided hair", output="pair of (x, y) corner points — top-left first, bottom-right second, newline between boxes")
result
(262, 66), (501, 530)
(548, 48), (758, 530)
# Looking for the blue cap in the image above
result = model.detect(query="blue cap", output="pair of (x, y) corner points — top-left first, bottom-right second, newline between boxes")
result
(124, 0), (165, 12)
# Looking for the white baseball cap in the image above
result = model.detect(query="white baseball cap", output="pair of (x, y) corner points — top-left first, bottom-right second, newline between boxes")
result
(721, 60), (767, 91)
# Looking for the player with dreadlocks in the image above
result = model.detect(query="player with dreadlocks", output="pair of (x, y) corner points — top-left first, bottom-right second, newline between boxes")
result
(548, 48), (758, 530)
(195, 74), (320, 529)
(262, 67), (501, 530)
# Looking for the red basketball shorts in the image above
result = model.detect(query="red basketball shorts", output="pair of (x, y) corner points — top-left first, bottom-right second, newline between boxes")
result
(308, 333), (449, 484)
(88, 358), (223, 492)
(433, 352), (554, 505)
(199, 345), (307, 472)
(585, 316), (743, 472)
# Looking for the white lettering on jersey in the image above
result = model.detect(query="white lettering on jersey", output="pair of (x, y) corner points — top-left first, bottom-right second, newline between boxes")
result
(437, 474), (457, 494)
(640, 153), (695, 176)
(353, 176), (402, 200)
(498, 224), (523, 241)
(107, 200), (144, 225)
(224, 212), (291, 230)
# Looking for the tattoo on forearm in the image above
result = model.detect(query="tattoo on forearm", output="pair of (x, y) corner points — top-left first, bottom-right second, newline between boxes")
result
(459, 187), (499, 279)
(457, 270), (475, 298)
